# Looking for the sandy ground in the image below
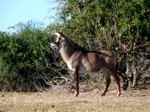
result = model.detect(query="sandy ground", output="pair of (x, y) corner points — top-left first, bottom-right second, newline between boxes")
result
(0, 85), (150, 112)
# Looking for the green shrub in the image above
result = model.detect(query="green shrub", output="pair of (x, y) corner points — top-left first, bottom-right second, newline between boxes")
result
(0, 22), (63, 92)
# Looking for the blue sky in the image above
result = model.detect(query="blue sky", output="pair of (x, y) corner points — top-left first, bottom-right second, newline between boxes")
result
(0, 0), (58, 32)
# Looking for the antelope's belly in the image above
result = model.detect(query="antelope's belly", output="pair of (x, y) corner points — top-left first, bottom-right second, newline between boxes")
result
(66, 61), (103, 74)
(67, 62), (88, 73)
(79, 65), (103, 74)
(79, 66), (87, 73)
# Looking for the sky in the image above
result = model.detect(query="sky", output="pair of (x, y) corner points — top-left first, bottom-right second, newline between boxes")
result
(0, 0), (58, 32)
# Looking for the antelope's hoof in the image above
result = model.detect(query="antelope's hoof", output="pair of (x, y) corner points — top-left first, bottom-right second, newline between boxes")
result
(101, 93), (106, 97)
(117, 92), (121, 97)
(74, 93), (79, 97)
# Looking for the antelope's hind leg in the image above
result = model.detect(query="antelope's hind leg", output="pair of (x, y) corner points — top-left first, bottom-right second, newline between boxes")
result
(112, 71), (121, 96)
(106, 64), (121, 96)
(101, 70), (111, 96)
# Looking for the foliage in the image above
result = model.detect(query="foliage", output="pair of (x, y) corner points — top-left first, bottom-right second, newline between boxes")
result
(0, 0), (150, 91)
(57, 0), (150, 51)
(0, 21), (65, 91)
(56, 0), (150, 88)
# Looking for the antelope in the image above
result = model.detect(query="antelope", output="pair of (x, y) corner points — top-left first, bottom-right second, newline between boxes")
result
(50, 28), (121, 97)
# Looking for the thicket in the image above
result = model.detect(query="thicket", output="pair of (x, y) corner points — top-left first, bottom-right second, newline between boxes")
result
(0, 22), (66, 91)
(57, 0), (149, 48)
(56, 0), (150, 88)
(0, 0), (150, 91)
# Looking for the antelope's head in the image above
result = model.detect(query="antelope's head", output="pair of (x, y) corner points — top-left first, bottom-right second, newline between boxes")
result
(50, 27), (67, 50)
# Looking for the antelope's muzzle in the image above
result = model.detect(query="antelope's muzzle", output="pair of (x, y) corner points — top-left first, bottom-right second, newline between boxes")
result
(50, 42), (59, 50)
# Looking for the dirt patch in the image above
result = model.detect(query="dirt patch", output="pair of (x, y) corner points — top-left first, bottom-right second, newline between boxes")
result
(0, 85), (150, 112)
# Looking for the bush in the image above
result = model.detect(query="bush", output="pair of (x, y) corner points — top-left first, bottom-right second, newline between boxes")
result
(0, 22), (64, 92)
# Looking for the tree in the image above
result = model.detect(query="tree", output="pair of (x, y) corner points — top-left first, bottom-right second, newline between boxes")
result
(56, 0), (150, 88)
(57, 0), (150, 49)
(0, 21), (61, 91)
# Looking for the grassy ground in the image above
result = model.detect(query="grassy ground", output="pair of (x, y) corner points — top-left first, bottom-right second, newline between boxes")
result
(0, 85), (150, 112)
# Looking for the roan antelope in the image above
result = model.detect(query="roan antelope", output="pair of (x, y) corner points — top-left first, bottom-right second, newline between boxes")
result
(50, 28), (121, 97)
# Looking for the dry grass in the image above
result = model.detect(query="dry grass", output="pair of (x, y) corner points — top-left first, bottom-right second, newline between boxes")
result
(0, 86), (150, 112)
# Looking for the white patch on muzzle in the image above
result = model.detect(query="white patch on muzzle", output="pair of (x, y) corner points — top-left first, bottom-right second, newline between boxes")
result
(50, 43), (59, 50)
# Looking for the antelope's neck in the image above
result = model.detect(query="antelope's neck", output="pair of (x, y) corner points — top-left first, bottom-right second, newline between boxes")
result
(59, 42), (75, 63)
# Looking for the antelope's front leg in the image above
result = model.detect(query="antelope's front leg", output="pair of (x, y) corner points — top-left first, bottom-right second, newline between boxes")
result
(73, 69), (79, 97)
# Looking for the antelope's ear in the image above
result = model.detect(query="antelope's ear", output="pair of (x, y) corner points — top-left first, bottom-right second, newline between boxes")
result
(55, 32), (61, 37)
